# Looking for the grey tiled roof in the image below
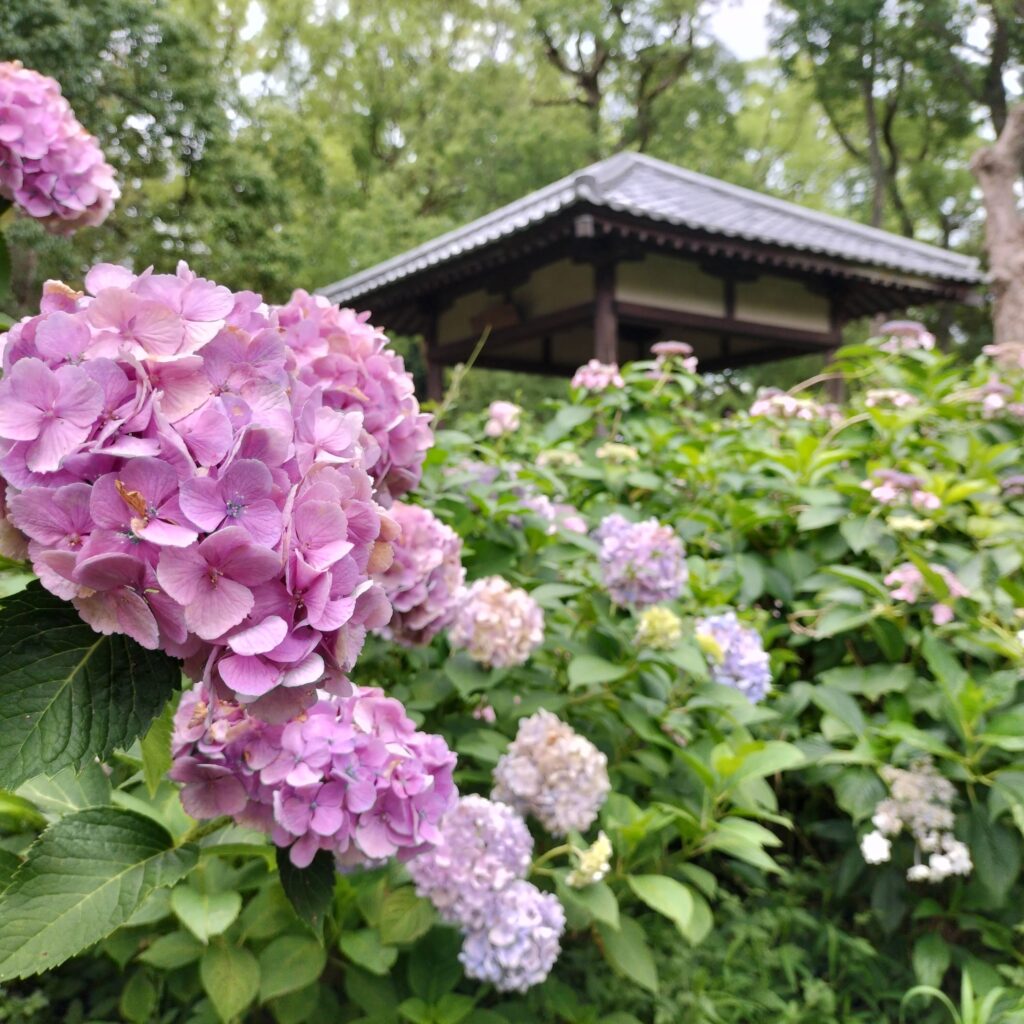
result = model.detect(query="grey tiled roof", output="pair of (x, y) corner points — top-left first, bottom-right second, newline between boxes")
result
(321, 152), (982, 303)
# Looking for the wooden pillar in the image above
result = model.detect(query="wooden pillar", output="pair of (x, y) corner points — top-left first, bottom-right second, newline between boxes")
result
(422, 306), (444, 403)
(824, 290), (845, 403)
(594, 261), (618, 364)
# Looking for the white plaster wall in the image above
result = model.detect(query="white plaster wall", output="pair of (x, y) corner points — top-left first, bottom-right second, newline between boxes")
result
(616, 255), (724, 316)
(735, 276), (830, 332)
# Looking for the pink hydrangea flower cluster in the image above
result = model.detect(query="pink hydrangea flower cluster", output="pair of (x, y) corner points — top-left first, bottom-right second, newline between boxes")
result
(378, 502), (465, 646)
(571, 359), (624, 392)
(0, 262), (401, 721)
(407, 794), (533, 928)
(170, 683), (457, 868)
(275, 290), (432, 504)
(864, 388), (919, 410)
(492, 709), (610, 835)
(877, 320), (935, 353)
(863, 469), (940, 511)
(0, 62), (119, 233)
(750, 387), (826, 421)
(515, 493), (587, 535)
(448, 576), (544, 668)
(594, 513), (688, 607)
(650, 340), (698, 375)
(484, 401), (521, 438)
(884, 562), (969, 625)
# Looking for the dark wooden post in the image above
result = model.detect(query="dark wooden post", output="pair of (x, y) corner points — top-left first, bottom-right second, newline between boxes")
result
(593, 261), (618, 364)
(422, 305), (444, 403)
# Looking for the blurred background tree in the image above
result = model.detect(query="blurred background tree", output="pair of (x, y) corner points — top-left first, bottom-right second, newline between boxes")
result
(1, 0), (1019, 390)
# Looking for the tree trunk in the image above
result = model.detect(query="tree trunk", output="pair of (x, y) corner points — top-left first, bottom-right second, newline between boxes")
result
(970, 102), (1024, 345)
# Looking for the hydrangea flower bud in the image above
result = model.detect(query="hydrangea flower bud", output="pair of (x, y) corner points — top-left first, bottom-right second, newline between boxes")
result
(171, 684), (457, 868)
(695, 611), (772, 703)
(458, 880), (565, 993)
(566, 831), (612, 888)
(0, 62), (119, 232)
(493, 709), (609, 835)
(378, 503), (464, 646)
(635, 606), (682, 650)
(595, 513), (688, 608)
(448, 577), (544, 668)
(407, 795), (533, 928)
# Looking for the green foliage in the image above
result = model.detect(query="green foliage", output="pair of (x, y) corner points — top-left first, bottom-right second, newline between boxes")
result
(0, 583), (180, 789)
(0, 808), (196, 981)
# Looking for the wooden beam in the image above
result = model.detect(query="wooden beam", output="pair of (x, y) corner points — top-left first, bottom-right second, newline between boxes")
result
(437, 303), (594, 363)
(594, 261), (617, 363)
(615, 301), (837, 351)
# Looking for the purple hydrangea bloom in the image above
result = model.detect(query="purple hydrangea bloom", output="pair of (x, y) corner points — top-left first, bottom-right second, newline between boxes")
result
(378, 502), (465, 646)
(407, 794), (533, 928)
(594, 513), (688, 607)
(0, 61), (119, 232)
(170, 683), (457, 869)
(458, 880), (565, 993)
(0, 262), (402, 719)
(276, 291), (432, 504)
(695, 611), (772, 703)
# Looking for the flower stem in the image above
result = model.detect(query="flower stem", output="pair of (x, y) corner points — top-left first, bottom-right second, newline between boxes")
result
(180, 816), (232, 846)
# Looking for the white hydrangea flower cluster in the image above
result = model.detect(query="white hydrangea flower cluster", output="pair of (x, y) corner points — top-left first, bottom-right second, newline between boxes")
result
(860, 759), (973, 883)
(492, 709), (610, 835)
(566, 831), (613, 888)
(448, 576), (544, 668)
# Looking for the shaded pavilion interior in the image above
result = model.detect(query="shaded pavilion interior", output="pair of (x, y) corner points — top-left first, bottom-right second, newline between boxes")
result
(321, 153), (984, 400)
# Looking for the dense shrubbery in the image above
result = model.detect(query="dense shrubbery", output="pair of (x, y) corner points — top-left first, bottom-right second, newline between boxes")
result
(0, 318), (1023, 1023)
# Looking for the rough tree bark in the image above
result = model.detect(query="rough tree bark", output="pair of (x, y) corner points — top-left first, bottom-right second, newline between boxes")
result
(971, 102), (1024, 345)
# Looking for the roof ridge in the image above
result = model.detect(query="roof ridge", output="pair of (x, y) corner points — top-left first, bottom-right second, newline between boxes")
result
(620, 153), (978, 270)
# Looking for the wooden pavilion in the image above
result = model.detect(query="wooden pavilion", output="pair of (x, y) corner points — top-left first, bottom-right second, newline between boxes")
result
(320, 153), (983, 400)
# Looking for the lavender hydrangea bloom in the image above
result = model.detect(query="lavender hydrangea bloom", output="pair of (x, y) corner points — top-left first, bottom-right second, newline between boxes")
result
(0, 62), (119, 232)
(594, 513), (688, 607)
(170, 684), (457, 869)
(695, 611), (772, 703)
(492, 709), (610, 835)
(448, 577), (544, 668)
(459, 880), (565, 993)
(407, 795), (533, 928)
(379, 503), (465, 646)
(276, 290), (432, 503)
(0, 264), (403, 719)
